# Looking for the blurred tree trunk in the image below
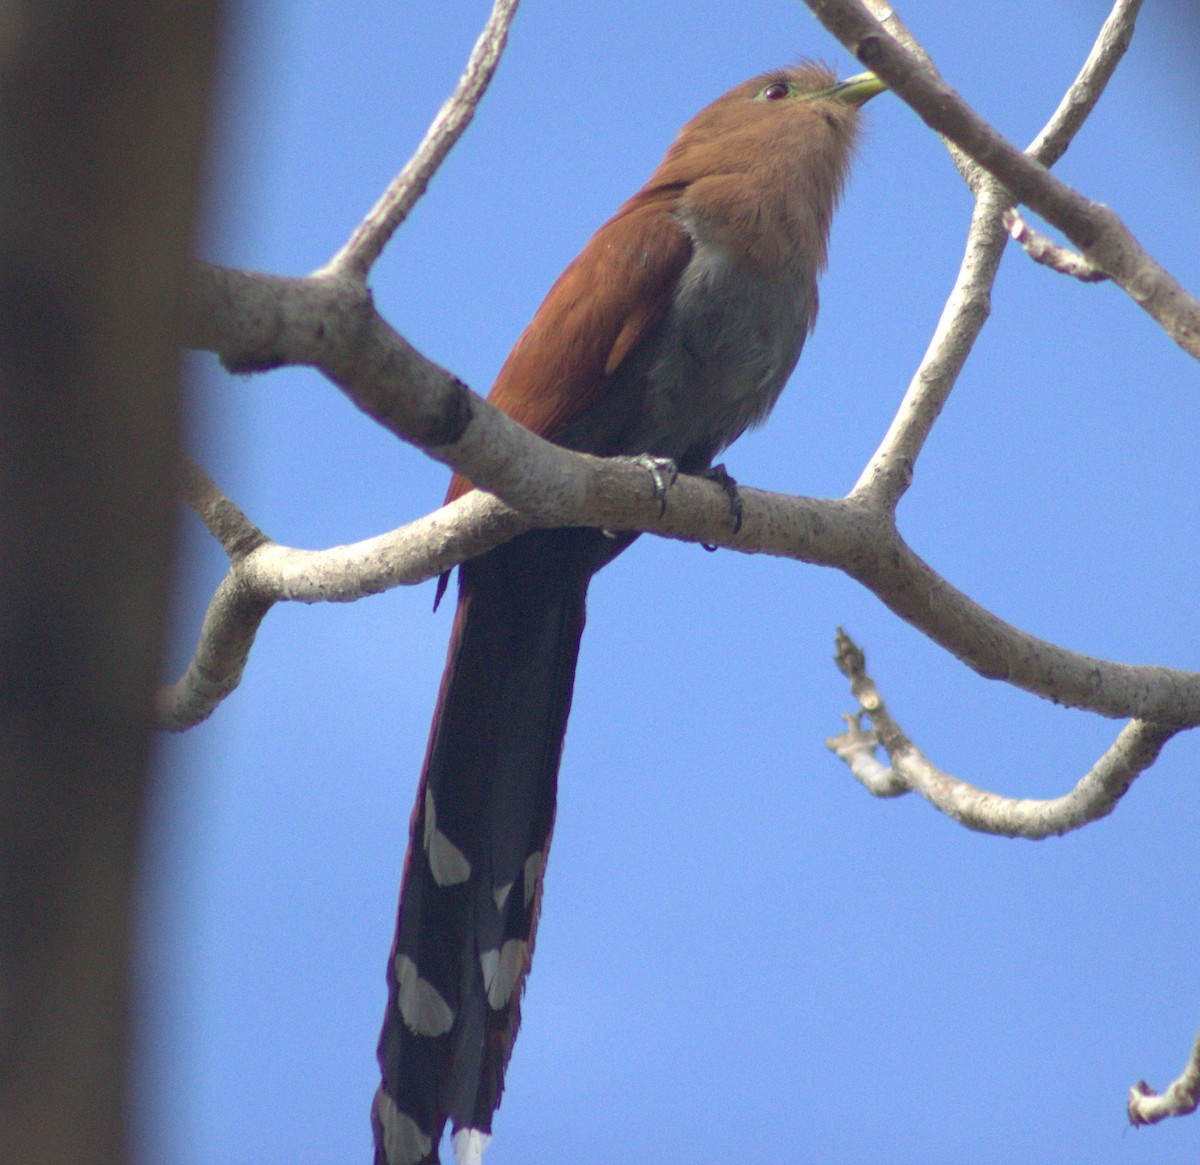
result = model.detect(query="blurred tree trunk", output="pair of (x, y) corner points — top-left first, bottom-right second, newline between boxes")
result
(0, 4), (220, 1163)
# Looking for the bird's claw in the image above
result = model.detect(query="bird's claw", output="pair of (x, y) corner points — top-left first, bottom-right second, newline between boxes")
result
(616, 453), (678, 516)
(702, 463), (744, 534)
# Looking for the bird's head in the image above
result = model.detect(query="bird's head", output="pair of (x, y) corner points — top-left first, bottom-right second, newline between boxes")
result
(664, 62), (885, 177)
(650, 64), (886, 271)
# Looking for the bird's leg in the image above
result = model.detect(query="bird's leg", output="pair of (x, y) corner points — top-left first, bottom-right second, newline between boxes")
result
(702, 463), (743, 534)
(613, 453), (679, 516)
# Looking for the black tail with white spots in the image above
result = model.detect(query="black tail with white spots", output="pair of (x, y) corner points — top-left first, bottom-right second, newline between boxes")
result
(374, 527), (620, 1165)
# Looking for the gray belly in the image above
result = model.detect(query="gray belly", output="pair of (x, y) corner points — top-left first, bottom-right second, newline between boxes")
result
(558, 238), (815, 472)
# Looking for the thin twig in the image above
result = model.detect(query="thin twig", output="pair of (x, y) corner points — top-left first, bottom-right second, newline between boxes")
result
(857, 0), (981, 188)
(158, 569), (273, 731)
(179, 455), (269, 559)
(1129, 1025), (1200, 1126)
(826, 629), (1177, 838)
(850, 181), (1009, 508)
(321, 0), (520, 280)
(1003, 207), (1108, 282)
(1027, 0), (1143, 167)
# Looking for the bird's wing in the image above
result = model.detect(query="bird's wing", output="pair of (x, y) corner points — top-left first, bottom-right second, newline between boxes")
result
(446, 186), (692, 503)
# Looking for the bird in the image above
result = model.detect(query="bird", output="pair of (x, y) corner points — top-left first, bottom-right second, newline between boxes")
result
(372, 62), (885, 1165)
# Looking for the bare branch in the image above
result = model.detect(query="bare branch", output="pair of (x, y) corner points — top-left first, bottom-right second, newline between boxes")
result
(321, 0), (520, 280)
(162, 477), (532, 729)
(826, 712), (908, 797)
(1027, 0), (1143, 167)
(851, 0), (1136, 508)
(179, 257), (1200, 727)
(850, 181), (1009, 508)
(833, 514), (1200, 721)
(827, 630), (1179, 838)
(858, 0), (982, 188)
(186, 263), (623, 523)
(186, 262), (803, 540)
(158, 467), (786, 728)
(164, 448), (1200, 728)
(1003, 208), (1108, 283)
(1129, 1025), (1200, 1126)
(803, 0), (1200, 361)
(158, 570), (272, 731)
(187, 265), (475, 440)
(179, 456), (268, 558)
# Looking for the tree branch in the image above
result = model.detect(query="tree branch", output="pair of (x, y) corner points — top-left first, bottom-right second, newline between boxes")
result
(850, 0), (1138, 508)
(803, 0), (1200, 361)
(321, 0), (520, 281)
(180, 456), (268, 558)
(1003, 208), (1108, 283)
(826, 630), (1178, 838)
(1025, 0), (1143, 168)
(186, 263), (656, 524)
(1129, 1024), (1200, 1126)
(856, 0), (981, 188)
(165, 403), (1200, 729)
(850, 181), (1009, 508)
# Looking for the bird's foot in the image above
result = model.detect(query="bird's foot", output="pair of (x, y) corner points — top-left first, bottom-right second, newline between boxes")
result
(614, 453), (678, 516)
(703, 463), (743, 534)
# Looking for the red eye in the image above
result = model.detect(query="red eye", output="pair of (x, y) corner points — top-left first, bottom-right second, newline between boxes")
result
(763, 81), (790, 100)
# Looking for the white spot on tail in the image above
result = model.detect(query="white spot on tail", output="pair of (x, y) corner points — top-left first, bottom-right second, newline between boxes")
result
(452, 1127), (492, 1165)
(492, 880), (513, 912)
(523, 849), (544, 908)
(424, 787), (471, 885)
(394, 954), (454, 1037)
(374, 1087), (432, 1165)
(479, 939), (528, 1009)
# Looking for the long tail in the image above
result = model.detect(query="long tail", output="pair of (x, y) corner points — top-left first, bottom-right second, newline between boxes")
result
(373, 528), (620, 1165)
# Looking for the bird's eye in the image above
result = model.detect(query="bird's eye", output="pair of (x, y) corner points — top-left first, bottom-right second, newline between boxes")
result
(762, 81), (791, 101)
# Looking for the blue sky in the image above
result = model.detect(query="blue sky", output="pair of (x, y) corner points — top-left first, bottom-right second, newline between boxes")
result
(138, 2), (1200, 1162)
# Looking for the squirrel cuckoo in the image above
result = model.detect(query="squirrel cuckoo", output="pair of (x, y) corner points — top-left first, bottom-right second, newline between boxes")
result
(373, 63), (885, 1165)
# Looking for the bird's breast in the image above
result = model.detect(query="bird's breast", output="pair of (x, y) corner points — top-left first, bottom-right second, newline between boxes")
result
(618, 228), (815, 471)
